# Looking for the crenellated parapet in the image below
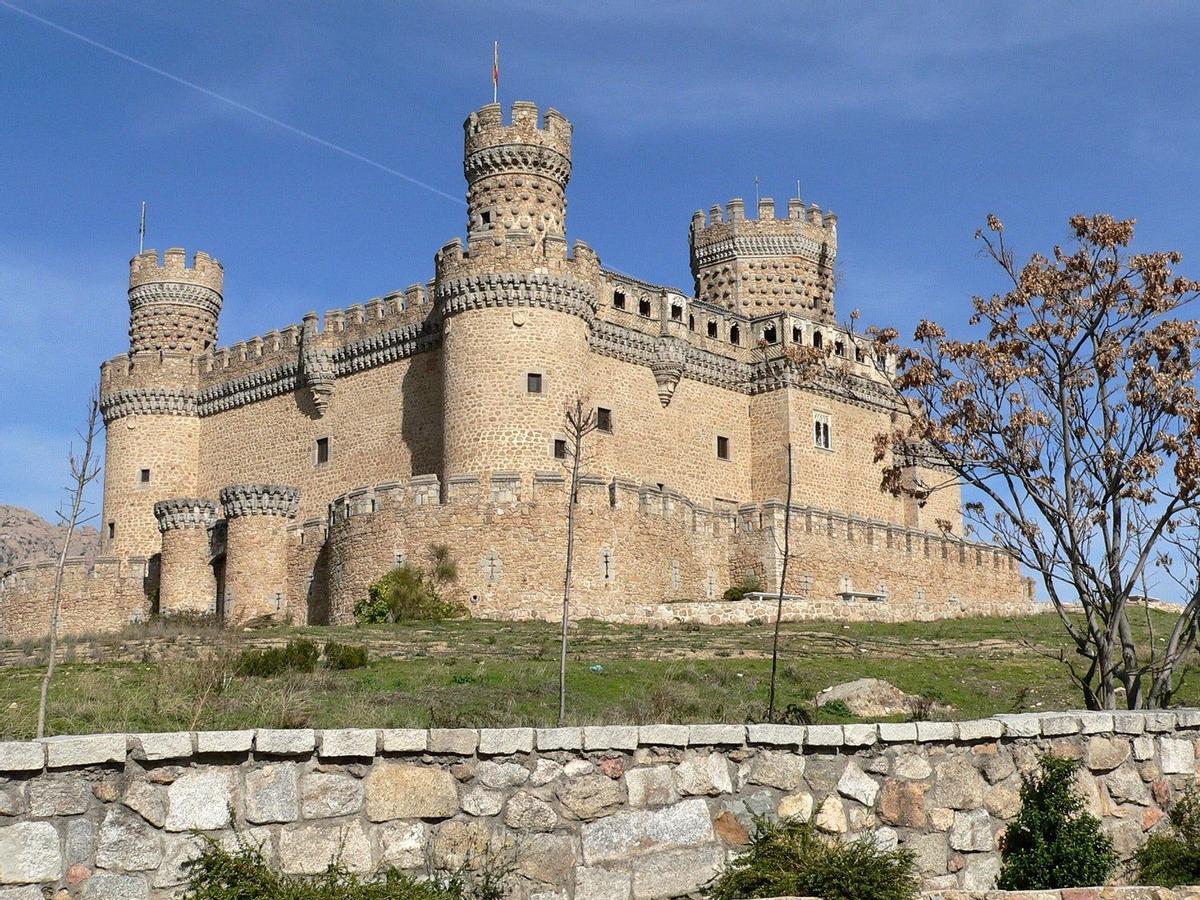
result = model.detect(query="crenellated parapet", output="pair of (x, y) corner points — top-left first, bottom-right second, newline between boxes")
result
(153, 498), (217, 531)
(219, 485), (300, 519)
(690, 197), (838, 320)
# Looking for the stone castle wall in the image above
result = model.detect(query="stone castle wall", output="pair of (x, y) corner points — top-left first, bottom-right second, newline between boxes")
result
(0, 558), (150, 644)
(308, 473), (1030, 629)
(1, 711), (1198, 898)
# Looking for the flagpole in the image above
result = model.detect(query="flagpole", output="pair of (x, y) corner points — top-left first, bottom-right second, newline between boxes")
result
(493, 41), (498, 105)
(139, 201), (146, 253)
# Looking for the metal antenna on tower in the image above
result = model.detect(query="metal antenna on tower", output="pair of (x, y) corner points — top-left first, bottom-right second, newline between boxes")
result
(138, 201), (146, 252)
(754, 175), (760, 207)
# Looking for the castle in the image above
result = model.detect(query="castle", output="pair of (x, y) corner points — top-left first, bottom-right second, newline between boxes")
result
(0, 100), (1033, 640)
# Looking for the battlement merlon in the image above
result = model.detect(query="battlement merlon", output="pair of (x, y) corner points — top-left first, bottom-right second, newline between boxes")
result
(129, 248), (224, 294)
(689, 198), (838, 251)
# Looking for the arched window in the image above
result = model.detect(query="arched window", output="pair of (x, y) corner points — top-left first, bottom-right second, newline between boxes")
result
(813, 330), (823, 349)
(730, 324), (741, 345)
(763, 324), (777, 344)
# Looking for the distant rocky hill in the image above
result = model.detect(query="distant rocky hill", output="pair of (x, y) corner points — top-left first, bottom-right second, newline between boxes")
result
(0, 505), (99, 572)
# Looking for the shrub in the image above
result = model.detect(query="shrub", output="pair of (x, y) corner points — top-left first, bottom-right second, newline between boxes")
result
(357, 544), (467, 623)
(324, 641), (369, 670)
(819, 699), (853, 719)
(236, 639), (319, 678)
(1134, 785), (1200, 886)
(723, 573), (763, 602)
(183, 837), (509, 899)
(707, 817), (918, 900)
(997, 754), (1117, 890)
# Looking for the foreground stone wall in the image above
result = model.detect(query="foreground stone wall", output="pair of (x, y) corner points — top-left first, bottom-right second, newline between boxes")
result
(2, 711), (1199, 898)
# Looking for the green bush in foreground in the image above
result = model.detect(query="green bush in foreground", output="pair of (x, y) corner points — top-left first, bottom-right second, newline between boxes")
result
(236, 639), (320, 678)
(357, 544), (466, 624)
(1135, 786), (1200, 887)
(723, 573), (763, 603)
(324, 641), (369, 670)
(183, 839), (507, 900)
(707, 817), (918, 900)
(997, 753), (1117, 890)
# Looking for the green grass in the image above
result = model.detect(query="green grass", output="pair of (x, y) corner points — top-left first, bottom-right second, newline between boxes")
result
(2, 611), (1197, 739)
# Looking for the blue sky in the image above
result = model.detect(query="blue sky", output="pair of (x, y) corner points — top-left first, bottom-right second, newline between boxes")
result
(2, 0), (1200, 521)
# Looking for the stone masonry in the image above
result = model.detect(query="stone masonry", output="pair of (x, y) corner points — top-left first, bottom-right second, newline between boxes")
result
(0, 97), (1033, 640)
(1, 711), (1200, 898)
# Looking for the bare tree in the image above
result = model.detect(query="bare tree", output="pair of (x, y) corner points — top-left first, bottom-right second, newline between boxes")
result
(38, 390), (102, 738)
(766, 443), (794, 723)
(558, 397), (598, 725)
(871, 214), (1200, 709)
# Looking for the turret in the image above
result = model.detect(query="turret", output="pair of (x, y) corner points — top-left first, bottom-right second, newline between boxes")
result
(436, 102), (596, 480)
(128, 247), (224, 354)
(689, 196), (837, 320)
(463, 101), (573, 256)
(97, 247), (220, 562)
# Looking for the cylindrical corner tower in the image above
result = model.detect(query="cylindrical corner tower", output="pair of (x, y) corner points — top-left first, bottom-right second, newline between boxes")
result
(99, 248), (221, 561)
(437, 102), (598, 479)
(220, 484), (299, 626)
(154, 498), (217, 616)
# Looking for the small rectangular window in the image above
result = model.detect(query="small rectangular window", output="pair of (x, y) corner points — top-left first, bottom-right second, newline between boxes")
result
(139, 468), (151, 484)
(527, 372), (543, 394)
(613, 289), (626, 310)
(716, 435), (730, 460)
(554, 438), (567, 459)
(315, 437), (330, 465)
(107, 521), (115, 540)
(670, 304), (683, 322)
(480, 210), (491, 226)
(814, 412), (832, 450)
(596, 407), (613, 433)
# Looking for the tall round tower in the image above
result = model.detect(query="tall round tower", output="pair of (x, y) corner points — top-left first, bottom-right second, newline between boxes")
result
(436, 101), (598, 480)
(98, 248), (222, 561)
(463, 100), (572, 254)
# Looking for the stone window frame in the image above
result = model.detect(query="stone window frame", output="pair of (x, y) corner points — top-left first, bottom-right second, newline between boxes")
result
(527, 372), (544, 394)
(314, 436), (331, 467)
(612, 288), (626, 310)
(107, 521), (115, 540)
(137, 467), (151, 487)
(706, 320), (718, 339)
(813, 410), (832, 451)
(670, 301), (684, 322)
(596, 407), (613, 434)
(553, 437), (567, 460)
(762, 323), (778, 344)
(716, 435), (731, 461)
(637, 296), (652, 318)
(730, 324), (741, 346)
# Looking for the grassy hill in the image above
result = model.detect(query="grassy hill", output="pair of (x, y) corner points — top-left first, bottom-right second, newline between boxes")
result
(1, 610), (1196, 739)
